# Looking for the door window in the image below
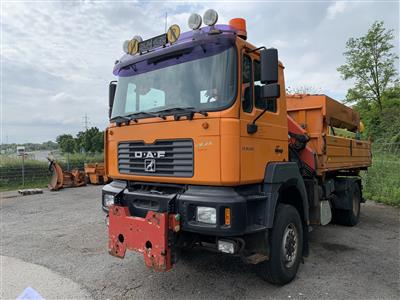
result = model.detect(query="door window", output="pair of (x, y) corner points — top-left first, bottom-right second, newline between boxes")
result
(242, 54), (253, 113)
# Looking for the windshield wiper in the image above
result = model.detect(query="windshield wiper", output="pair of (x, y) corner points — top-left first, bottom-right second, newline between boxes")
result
(154, 107), (208, 120)
(126, 111), (166, 121)
(110, 115), (131, 126)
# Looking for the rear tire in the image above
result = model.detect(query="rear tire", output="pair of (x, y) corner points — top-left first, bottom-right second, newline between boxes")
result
(257, 204), (303, 285)
(333, 182), (361, 226)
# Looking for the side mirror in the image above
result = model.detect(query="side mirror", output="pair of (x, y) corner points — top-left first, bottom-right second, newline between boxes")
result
(260, 48), (278, 84)
(261, 83), (280, 99)
(109, 81), (117, 118)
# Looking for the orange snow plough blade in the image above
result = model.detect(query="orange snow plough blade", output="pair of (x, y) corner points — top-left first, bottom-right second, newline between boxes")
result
(47, 156), (86, 191)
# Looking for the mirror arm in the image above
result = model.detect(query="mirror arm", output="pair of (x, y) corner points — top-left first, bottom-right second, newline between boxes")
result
(246, 46), (267, 54)
(252, 109), (267, 124)
(247, 109), (267, 134)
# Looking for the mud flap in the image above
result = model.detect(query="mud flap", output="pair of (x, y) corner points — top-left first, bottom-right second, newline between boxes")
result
(108, 205), (176, 271)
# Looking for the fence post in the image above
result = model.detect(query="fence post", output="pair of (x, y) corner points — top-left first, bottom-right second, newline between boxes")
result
(21, 154), (25, 187)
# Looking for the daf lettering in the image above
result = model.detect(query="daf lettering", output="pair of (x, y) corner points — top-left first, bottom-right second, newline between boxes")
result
(134, 151), (165, 159)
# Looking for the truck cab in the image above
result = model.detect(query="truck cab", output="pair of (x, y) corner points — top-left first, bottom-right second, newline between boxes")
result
(102, 10), (371, 285)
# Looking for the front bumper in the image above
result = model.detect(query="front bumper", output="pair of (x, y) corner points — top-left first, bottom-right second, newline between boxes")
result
(108, 205), (180, 271)
(104, 181), (268, 270)
(103, 182), (268, 236)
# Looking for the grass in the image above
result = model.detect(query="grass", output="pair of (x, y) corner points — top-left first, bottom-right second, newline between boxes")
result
(362, 152), (400, 206)
(0, 178), (50, 192)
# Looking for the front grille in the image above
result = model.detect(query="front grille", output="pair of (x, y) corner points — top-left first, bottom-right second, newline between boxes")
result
(118, 139), (194, 177)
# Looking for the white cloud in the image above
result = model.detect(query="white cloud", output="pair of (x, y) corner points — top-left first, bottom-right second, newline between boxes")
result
(1, 1), (399, 143)
(326, 1), (351, 20)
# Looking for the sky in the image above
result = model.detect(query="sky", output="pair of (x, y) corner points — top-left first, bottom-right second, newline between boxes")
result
(1, 0), (399, 143)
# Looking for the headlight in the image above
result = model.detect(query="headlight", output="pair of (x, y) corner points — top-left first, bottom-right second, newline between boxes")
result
(196, 206), (216, 224)
(103, 194), (115, 207)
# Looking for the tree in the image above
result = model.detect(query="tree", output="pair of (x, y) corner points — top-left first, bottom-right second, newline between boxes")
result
(286, 85), (322, 95)
(76, 127), (104, 153)
(337, 21), (398, 112)
(56, 134), (75, 154)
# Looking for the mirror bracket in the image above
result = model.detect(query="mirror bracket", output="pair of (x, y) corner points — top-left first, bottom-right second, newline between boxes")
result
(247, 109), (267, 134)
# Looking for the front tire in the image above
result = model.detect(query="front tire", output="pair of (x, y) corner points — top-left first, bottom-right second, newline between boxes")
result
(257, 204), (303, 285)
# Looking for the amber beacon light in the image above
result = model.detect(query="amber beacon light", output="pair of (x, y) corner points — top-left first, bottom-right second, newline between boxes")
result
(229, 18), (247, 40)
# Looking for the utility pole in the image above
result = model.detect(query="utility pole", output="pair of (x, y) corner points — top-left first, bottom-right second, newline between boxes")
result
(164, 12), (168, 33)
(82, 114), (89, 131)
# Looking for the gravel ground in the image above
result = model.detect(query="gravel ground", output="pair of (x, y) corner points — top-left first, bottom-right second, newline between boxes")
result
(1, 185), (399, 299)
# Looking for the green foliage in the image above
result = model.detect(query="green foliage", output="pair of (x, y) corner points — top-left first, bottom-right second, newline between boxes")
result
(75, 127), (104, 153)
(338, 21), (398, 111)
(354, 84), (400, 145)
(56, 127), (104, 154)
(56, 134), (76, 154)
(338, 21), (400, 205)
(286, 85), (322, 95)
(362, 149), (400, 206)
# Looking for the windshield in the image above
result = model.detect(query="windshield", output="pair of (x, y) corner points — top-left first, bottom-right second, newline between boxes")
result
(111, 45), (237, 119)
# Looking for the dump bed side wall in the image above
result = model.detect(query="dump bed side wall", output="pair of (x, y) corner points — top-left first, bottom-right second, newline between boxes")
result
(286, 95), (371, 176)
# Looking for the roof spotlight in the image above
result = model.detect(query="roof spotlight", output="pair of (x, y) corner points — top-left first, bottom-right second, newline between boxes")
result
(203, 9), (218, 26)
(122, 40), (130, 53)
(167, 24), (181, 44)
(132, 35), (143, 43)
(122, 36), (143, 55)
(188, 13), (202, 30)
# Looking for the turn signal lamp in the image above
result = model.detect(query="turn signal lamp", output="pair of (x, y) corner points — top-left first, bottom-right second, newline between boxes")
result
(229, 18), (247, 40)
(203, 9), (218, 26)
(188, 13), (202, 30)
(225, 208), (231, 225)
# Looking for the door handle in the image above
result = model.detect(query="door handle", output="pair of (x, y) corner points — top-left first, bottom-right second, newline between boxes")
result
(275, 146), (284, 154)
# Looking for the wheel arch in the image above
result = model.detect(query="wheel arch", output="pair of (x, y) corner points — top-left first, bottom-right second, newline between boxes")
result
(263, 162), (309, 228)
(263, 162), (310, 256)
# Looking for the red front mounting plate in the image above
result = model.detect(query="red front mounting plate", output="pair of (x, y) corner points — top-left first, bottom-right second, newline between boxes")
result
(108, 205), (172, 271)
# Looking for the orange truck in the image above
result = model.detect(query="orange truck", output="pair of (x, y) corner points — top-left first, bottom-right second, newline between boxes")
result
(102, 10), (371, 285)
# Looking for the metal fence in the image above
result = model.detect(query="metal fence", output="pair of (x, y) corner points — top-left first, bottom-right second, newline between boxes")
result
(0, 153), (103, 188)
(363, 142), (400, 204)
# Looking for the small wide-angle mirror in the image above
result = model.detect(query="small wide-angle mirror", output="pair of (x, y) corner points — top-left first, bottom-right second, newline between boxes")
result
(109, 81), (117, 118)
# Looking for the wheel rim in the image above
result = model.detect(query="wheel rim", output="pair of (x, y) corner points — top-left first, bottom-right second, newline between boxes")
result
(352, 192), (359, 216)
(281, 223), (298, 269)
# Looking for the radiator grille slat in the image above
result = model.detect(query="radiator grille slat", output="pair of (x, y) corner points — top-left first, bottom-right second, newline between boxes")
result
(118, 139), (194, 177)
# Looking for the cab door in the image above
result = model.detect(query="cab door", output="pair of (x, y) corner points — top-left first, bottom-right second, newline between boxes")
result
(239, 52), (288, 184)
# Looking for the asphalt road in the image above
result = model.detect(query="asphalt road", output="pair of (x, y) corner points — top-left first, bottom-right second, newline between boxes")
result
(1, 185), (399, 299)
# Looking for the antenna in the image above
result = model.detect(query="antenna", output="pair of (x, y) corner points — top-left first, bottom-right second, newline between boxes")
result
(164, 12), (168, 33)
